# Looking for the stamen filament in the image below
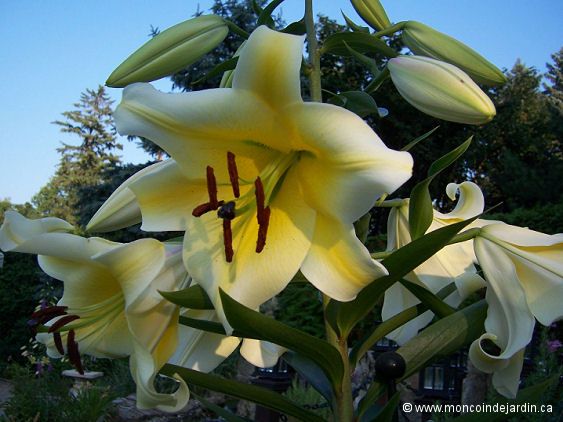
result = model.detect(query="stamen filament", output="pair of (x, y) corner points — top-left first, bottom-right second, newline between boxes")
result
(48, 315), (80, 333)
(227, 152), (240, 198)
(67, 330), (84, 375)
(223, 219), (234, 262)
(255, 177), (265, 225)
(53, 332), (65, 355)
(206, 166), (218, 209)
(256, 206), (271, 253)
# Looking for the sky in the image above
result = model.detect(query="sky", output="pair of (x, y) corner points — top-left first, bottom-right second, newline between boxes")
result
(1, 0), (562, 204)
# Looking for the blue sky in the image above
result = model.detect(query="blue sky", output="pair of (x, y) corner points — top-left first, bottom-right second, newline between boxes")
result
(1, 0), (562, 204)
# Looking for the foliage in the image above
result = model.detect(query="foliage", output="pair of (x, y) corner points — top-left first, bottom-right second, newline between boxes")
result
(275, 282), (325, 338)
(1, 363), (115, 422)
(283, 378), (332, 421)
(0, 252), (41, 367)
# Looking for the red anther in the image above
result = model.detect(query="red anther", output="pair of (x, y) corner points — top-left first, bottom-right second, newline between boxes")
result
(254, 177), (265, 225)
(192, 202), (213, 217)
(48, 314), (80, 333)
(53, 332), (65, 355)
(256, 206), (271, 253)
(67, 330), (84, 375)
(31, 305), (68, 320)
(227, 152), (240, 198)
(206, 166), (218, 209)
(223, 219), (234, 263)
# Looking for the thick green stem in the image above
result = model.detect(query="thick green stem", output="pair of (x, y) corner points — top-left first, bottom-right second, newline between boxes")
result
(304, 0), (322, 102)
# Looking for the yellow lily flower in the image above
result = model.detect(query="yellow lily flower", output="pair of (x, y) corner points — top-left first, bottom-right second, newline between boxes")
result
(382, 182), (487, 344)
(88, 26), (413, 331)
(0, 211), (234, 411)
(470, 223), (563, 397)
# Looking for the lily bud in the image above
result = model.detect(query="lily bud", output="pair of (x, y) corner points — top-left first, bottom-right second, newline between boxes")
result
(351, 0), (392, 31)
(106, 15), (228, 87)
(402, 21), (506, 86)
(388, 55), (496, 125)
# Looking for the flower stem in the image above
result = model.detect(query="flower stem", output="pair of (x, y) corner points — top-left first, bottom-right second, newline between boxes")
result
(304, 0), (322, 102)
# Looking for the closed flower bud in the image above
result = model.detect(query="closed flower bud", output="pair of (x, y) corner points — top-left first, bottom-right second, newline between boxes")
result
(402, 21), (507, 86)
(106, 15), (228, 87)
(351, 0), (392, 31)
(388, 55), (496, 125)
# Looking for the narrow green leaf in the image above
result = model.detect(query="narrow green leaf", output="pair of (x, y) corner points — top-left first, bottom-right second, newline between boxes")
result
(341, 11), (370, 33)
(321, 32), (398, 58)
(283, 352), (333, 404)
(159, 285), (214, 309)
(401, 126), (440, 152)
(326, 216), (479, 337)
(192, 56), (239, 85)
(357, 381), (386, 420)
(257, 0), (285, 26)
(428, 136), (472, 177)
(251, 0), (263, 15)
(220, 289), (344, 390)
(373, 390), (400, 422)
(343, 42), (380, 74)
(408, 179), (434, 240)
(399, 279), (455, 317)
(161, 364), (325, 422)
(327, 91), (380, 118)
(397, 300), (487, 380)
(178, 315), (226, 335)
(365, 66), (390, 93)
(192, 392), (250, 422)
(408, 136), (473, 239)
(350, 283), (456, 365)
(281, 19), (306, 35)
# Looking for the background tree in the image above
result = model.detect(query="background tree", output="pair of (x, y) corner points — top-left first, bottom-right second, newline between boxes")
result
(32, 86), (121, 227)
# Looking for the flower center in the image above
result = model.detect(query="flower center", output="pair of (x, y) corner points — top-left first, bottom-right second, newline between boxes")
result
(192, 150), (300, 262)
(29, 293), (125, 374)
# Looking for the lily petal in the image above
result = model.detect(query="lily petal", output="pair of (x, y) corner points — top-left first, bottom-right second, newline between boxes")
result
(233, 25), (304, 108)
(434, 182), (485, 222)
(290, 102), (413, 223)
(0, 211), (73, 252)
(240, 339), (287, 368)
(300, 214), (387, 301)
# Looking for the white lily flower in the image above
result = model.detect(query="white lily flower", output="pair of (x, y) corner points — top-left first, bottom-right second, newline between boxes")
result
(383, 182), (488, 344)
(87, 26), (413, 332)
(470, 223), (563, 397)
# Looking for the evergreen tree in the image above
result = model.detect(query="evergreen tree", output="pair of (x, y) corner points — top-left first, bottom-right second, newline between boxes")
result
(32, 86), (121, 227)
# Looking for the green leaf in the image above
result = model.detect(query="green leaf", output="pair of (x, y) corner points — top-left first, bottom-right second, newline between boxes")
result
(220, 289), (344, 391)
(281, 19), (306, 35)
(399, 279), (455, 318)
(401, 126), (440, 152)
(325, 216), (479, 337)
(343, 42), (380, 74)
(327, 91), (381, 118)
(428, 136), (472, 178)
(408, 136), (472, 239)
(192, 392), (250, 422)
(283, 352), (333, 404)
(321, 32), (398, 58)
(341, 11), (370, 33)
(161, 364), (325, 422)
(106, 15), (228, 87)
(192, 56), (239, 85)
(357, 381), (386, 420)
(159, 285), (214, 310)
(178, 315), (226, 335)
(373, 390), (400, 422)
(408, 179), (434, 240)
(350, 283), (456, 365)
(397, 300), (487, 380)
(257, 0), (285, 26)
(365, 66), (390, 93)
